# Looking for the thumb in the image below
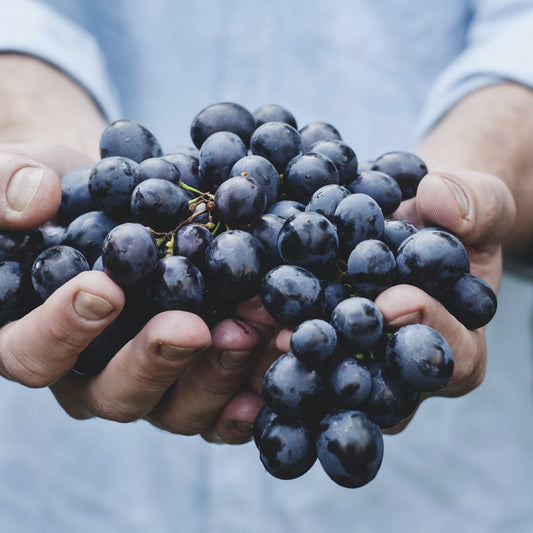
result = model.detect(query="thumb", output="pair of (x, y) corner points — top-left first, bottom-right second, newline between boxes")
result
(0, 144), (93, 230)
(415, 170), (516, 247)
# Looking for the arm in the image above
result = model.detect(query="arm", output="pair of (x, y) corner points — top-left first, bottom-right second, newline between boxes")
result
(0, 54), (263, 443)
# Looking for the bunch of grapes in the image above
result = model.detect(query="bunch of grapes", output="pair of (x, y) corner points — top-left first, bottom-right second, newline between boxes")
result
(0, 102), (498, 488)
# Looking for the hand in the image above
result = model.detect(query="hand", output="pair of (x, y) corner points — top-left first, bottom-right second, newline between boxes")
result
(0, 143), (270, 444)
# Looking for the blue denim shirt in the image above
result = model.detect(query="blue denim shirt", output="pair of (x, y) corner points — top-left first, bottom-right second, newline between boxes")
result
(0, 1), (532, 532)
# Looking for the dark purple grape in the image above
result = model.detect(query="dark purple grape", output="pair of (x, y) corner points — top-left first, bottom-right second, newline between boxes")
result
(250, 121), (304, 173)
(334, 193), (385, 255)
(249, 213), (285, 267)
(260, 264), (322, 328)
(253, 104), (297, 129)
(163, 152), (204, 190)
(347, 170), (402, 217)
(88, 156), (140, 220)
(146, 255), (205, 315)
(290, 319), (337, 368)
(31, 245), (90, 300)
(100, 119), (163, 163)
(305, 184), (351, 221)
(382, 218), (418, 254)
(319, 279), (349, 320)
(61, 211), (117, 265)
(190, 101), (255, 149)
(0, 261), (38, 327)
(130, 178), (190, 232)
(371, 151), (427, 200)
(262, 351), (330, 422)
(102, 223), (159, 287)
(362, 360), (420, 429)
(57, 166), (98, 224)
(214, 175), (267, 228)
(316, 409), (383, 488)
(253, 404), (277, 447)
(0, 229), (45, 265)
(133, 157), (181, 185)
(284, 152), (339, 204)
(329, 358), (372, 408)
(173, 224), (213, 267)
(385, 324), (454, 392)
(438, 273), (497, 330)
(199, 131), (247, 191)
(330, 297), (383, 354)
(346, 239), (397, 299)
(266, 199), (306, 219)
(396, 229), (469, 297)
(203, 230), (267, 302)
(299, 121), (342, 151)
(277, 211), (339, 275)
(308, 139), (358, 185)
(258, 416), (317, 480)
(38, 224), (66, 249)
(230, 154), (280, 207)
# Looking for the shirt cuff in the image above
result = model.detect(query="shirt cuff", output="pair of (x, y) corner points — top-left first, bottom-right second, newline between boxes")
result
(0, 0), (121, 121)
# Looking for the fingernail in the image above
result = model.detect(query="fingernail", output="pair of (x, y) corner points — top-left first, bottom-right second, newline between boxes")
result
(386, 311), (422, 328)
(218, 350), (252, 370)
(74, 291), (115, 321)
(440, 176), (469, 217)
(157, 344), (200, 360)
(6, 167), (45, 212)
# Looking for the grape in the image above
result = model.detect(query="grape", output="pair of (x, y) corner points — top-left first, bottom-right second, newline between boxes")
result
(253, 104), (298, 129)
(299, 121), (342, 150)
(88, 156), (140, 220)
(284, 152), (339, 204)
(253, 404), (277, 447)
(100, 119), (162, 163)
(277, 211), (339, 275)
(329, 358), (372, 409)
(190, 101), (255, 149)
(316, 409), (384, 488)
(266, 199), (305, 219)
(334, 193), (385, 254)
(214, 175), (267, 228)
(199, 131), (247, 190)
(0, 261), (37, 327)
(249, 213), (285, 268)
(173, 224), (213, 267)
(346, 239), (397, 299)
(133, 157), (181, 185)
(163, 152), (205, 191)
(437, 273), (497, 330)
(347, 170), (402, 217)
(262, 351), (330, 422)
(307, 139), (358, 185)
(130, 178), (190, 232)
(396, 229), (469, 296)
(330, 297), (384, 354)
(371, 150), (427, 200)
(260, 264), (322, 328)
(305, 184), (351, 221)
(258, 416), (317, 481)
(250, 121), (304, 173)
(31, 245), (90, 300)
(290, 318), (337, 368)
(0, 229), (45, 265)
(385, 324), (454, 392)
(57, 166), (98, 224)
(382, 218), (418, 254)
(102, 223), (159, 287)
(203, 230), (267, 302)
(146, 255), (205, 315)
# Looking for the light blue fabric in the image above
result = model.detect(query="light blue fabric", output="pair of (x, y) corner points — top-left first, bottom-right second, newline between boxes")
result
(1, 1), (533, 532)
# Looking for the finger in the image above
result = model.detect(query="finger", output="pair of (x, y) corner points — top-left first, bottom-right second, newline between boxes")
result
(145, 318), (261, 435)
(415, 170), (516, 247)
(0, 270), (124, 388)
(235, 294), (280, 341)
(51, 311), (212, 422)
(202, 390), (265, 445)
(375, 284), (486, 398)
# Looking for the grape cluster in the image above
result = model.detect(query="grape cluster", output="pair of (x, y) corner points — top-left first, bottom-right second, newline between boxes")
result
(0, 102), (498, 488)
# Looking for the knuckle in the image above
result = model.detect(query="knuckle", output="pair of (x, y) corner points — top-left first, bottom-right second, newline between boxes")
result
(89, 397), (140, 423)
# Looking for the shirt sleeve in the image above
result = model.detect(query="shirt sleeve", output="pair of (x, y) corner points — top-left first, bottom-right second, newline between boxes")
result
(415, 0), (533, 140)
(0, 0), (121, 121)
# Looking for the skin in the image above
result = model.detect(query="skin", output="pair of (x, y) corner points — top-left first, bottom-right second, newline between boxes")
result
(0, 54), (527, 442)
